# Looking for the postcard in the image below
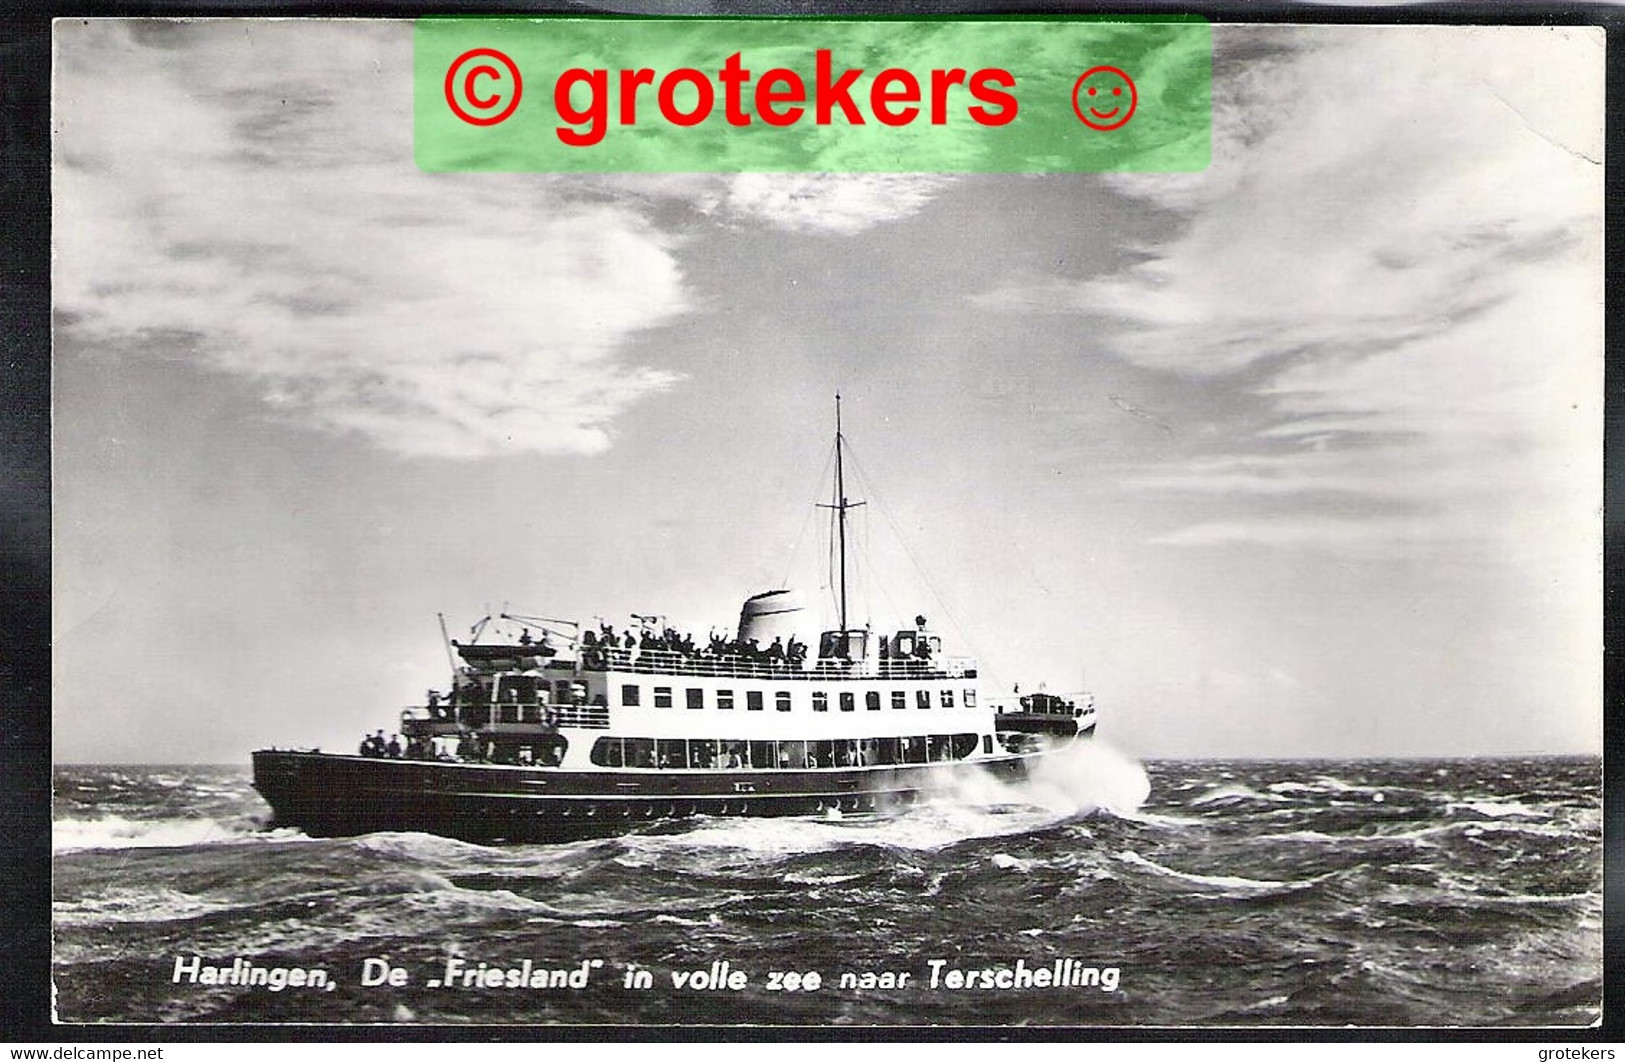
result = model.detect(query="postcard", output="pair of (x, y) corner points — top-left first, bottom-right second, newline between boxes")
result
(49, 15), (1603, 1029)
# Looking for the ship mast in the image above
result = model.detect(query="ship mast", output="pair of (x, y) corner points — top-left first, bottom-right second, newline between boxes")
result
(820, 394), (864, 632)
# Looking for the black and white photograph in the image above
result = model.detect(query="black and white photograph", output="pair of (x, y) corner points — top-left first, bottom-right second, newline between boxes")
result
(49, 16), (1603, 1028)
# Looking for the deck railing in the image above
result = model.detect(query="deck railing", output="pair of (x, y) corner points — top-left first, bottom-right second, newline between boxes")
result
(579, 646), (975, 681)
(401, 703), (611, 730)
(987, 693), (1094, 717)
(554, 704), (611, 729)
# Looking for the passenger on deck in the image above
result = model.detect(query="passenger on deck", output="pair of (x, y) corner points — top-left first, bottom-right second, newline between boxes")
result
(386, 734), (402, 758)
(768, 637), (785, 665)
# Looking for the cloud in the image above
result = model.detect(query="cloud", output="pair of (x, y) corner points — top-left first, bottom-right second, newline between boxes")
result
(718, 173), (955, 235)
(54, 23), (964, 458)
(54, 21), (700, 459)
(54, 19), (702, 461)
(977, 26), (1603, 558)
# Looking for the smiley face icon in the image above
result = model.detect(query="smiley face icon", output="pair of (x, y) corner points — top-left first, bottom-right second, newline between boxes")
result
(1071, 66), (1138, 131)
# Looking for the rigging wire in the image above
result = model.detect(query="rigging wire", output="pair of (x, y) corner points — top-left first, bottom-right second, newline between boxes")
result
(779, 440), (838, 592)
(851, 517), (906, 632)
(840, 436), (1005, 688)
(826, 498), (836, 601)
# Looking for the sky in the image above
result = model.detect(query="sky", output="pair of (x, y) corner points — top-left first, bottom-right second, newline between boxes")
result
(52, 20), (1603, 762)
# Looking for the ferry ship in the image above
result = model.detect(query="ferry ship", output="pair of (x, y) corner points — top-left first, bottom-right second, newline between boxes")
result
(251, 401), (1096, 843)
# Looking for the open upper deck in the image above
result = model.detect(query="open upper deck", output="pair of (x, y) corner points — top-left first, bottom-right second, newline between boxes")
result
(580, 646), (977, 683)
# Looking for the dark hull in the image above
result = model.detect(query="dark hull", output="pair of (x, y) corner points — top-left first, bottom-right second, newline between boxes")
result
(251, 748), (1049, 843)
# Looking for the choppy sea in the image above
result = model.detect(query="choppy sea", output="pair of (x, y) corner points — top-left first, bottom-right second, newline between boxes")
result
(51, 748), (1602, 1027)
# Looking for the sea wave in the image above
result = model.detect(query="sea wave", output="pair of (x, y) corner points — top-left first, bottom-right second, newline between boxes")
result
(1189, 783), (1289, 806)
(608, 802), (1072, 861)
(1115, 849), (1326, 895)
(53, 885), (239, 927)
(52, 813), (302, 853)
(49, 757), (1603, 1026)
(1446, 799), (1550, 820)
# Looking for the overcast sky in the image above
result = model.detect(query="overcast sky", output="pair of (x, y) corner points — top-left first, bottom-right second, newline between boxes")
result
(52, 20), (1602, 763)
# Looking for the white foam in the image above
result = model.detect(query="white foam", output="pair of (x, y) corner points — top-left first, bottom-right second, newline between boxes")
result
(1448, 800), (1547, 820)
(353, 830), (516, 864)
(52, 814), (299, 852)
(53, 885), (236, 926)
(1255, 829), (1342, 844)
(1116, 849), (1322, 893)
(990, 852), (1034, 871)
(612, 742), (1147, 859)
(1190, 783), (1288, 806)
(1013, 740), (1152, 816)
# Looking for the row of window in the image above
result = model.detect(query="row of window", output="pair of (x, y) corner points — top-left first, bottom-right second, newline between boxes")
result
(589, 733), (989, 770)
(620, 685), (977, 712)
(489, 676), (592, 705)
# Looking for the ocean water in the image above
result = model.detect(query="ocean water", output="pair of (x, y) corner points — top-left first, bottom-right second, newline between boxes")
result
(51, 748), (1602, 1027)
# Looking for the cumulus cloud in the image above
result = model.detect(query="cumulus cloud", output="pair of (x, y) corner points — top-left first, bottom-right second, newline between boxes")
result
(718, 173), (955, 236)
(53, 20), (694, 458)
(54, 21), (957, 459)
(978, 26), (1603, 557)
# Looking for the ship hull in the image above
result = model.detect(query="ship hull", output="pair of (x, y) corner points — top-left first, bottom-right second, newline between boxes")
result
(251, 747), (1062, 844)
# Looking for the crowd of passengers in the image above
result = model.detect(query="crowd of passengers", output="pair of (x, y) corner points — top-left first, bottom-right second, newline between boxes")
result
(578, 624), (810, 669)
(357, 728), (442, 760)
(577, 623), (935, 670)
(357, 726), (564, 765)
